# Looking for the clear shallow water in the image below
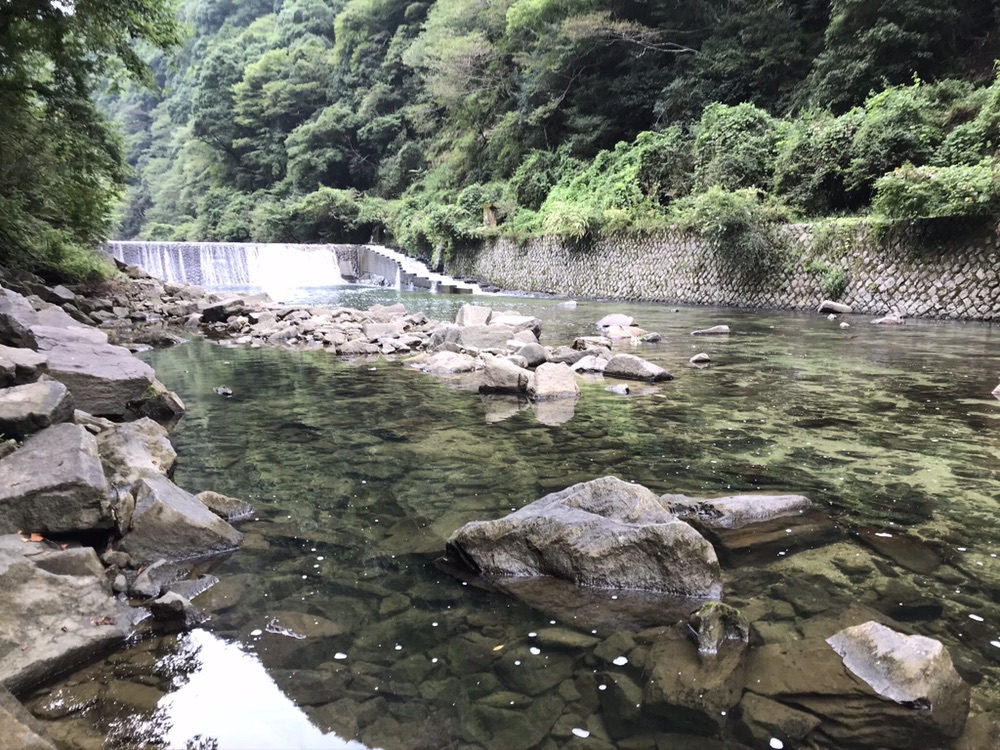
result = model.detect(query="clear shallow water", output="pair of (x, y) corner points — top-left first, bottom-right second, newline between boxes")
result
(23, 291), (1000, 749)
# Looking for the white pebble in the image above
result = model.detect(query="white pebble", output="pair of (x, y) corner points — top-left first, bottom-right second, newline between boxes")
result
(612, 656), (628, 666)
(571, 728), (590, 738)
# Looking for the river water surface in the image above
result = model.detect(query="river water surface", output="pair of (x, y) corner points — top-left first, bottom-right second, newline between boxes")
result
(23, 288), (1000, 749)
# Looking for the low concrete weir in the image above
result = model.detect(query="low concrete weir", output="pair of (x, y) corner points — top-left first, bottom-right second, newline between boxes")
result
(107, 241), (480, 295)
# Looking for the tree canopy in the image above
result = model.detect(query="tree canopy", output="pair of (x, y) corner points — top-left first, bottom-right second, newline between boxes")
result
(0, 0), (183, 277)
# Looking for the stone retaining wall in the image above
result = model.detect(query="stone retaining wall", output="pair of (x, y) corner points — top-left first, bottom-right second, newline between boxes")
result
(446, 218), (1000, 320)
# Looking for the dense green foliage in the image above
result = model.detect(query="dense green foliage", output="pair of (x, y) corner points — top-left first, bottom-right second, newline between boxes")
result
(102, 0), (1000, 263)
(0, 0), (183, 278)
(7, 0), (1000, 279)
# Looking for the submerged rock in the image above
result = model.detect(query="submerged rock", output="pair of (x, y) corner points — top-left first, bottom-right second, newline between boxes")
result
(691, 325), (731, 336)
(446, 476), (722, 597)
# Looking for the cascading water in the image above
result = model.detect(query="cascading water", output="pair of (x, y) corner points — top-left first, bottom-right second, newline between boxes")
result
(107, 241), (347, 293)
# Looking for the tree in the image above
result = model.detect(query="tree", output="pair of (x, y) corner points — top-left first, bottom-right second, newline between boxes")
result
(0, 0), (183, 277)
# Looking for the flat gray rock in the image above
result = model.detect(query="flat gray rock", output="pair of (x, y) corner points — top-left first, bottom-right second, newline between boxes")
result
(0, 345), (47, 387)
(0, 380), (75, 440)
(0, 424), (112, 534)
(604, 353), (673, 382)
(421, 351), (481, 374)
(117, 474), (243, 564)
(0, 541), (133, 693)
(664, 493), (812, 529)
(31, 326), (154, 418)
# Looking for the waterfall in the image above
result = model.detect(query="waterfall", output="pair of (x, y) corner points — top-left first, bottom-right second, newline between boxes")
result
(107, 241), (347, 292)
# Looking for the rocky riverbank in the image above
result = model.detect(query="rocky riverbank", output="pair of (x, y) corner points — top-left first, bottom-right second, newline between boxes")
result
(0, 266), (253, 746)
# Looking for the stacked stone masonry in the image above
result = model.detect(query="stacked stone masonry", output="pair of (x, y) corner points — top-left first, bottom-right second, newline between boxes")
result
(447, 219), (1000, 320)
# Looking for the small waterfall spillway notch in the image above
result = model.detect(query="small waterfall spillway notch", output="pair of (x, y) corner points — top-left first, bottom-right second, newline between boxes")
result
(107, 241), (347, 293)
(363, 244), (482, 295)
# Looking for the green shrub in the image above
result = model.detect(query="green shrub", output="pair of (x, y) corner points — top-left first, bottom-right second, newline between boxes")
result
(773, 109), (865, 216)
(673, 187), (789, 279)
(693, 103), (785, 193)
(872, 160), (1000, 219)
(540, 201), (601, 246)
(508, 148), (580, 211)
(808, 258), (849, 300)
(845, 82), (944, 197)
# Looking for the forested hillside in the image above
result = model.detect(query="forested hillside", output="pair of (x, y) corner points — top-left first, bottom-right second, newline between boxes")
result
(5, 0), (1000, 278)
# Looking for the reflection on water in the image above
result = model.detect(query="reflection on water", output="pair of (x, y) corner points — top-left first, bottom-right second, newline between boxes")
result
(160, 630), (372, 750)
(21, 291), (1000, 749)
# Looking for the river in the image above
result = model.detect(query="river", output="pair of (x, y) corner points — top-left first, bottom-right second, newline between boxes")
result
(22, 286), (1000, 749)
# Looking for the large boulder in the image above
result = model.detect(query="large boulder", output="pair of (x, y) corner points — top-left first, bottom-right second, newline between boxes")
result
(0, 537), (133, 693)
(604, 353), (672, 382)
(116, 474), (243, 564)
(527, 362), (579, 400)
(479, 353), (531, 394)
(31, 325), (155, 418)
(446, 476), (722, 597)
(0, 380), (75, 440)
(95, 417), (177, 487)
(0, 424), (113, 534)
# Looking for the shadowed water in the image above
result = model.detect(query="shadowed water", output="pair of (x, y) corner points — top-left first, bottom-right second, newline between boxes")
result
(22, 291), (1000, 749)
